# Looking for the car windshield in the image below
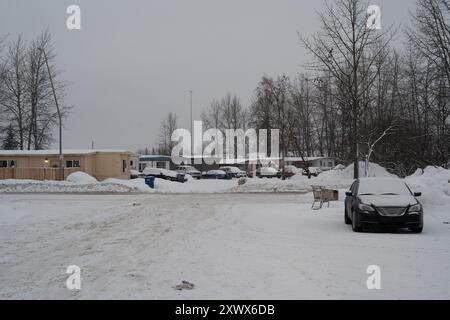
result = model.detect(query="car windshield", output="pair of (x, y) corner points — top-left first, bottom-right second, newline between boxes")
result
(358, 179), (412, 196)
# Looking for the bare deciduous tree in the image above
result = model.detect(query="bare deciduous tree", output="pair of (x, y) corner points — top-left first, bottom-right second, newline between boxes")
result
(0, 31), (70, 151)
(158, 112), (178, 155)
(408, 0), (450, 85)
(300, 0), (395, 178)
(1, 35), (27, 149)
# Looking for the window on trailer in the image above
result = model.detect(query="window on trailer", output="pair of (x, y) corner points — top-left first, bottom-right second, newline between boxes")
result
(139, 163), (147, 171)
(156, 161), (166, 169)
(66, 160), (80, 168)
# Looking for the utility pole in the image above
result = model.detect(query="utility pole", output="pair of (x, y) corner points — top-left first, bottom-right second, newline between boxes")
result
(39, 48), (64, 181)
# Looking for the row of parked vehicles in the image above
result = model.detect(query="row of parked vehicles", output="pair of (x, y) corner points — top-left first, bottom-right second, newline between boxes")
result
(139, 164), (321, 182)
(140, 165), (249, 182)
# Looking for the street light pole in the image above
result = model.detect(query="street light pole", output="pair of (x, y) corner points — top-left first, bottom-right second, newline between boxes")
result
(190, 90), (193, 162)
(447, 116), (450, 169)
(39, 48), (64, 180)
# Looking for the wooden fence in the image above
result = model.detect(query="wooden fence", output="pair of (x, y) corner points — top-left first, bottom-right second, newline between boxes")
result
(0, 167), (81, 181)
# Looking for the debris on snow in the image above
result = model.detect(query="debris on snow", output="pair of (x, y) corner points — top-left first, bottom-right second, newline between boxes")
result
(174, 281), (195, 291)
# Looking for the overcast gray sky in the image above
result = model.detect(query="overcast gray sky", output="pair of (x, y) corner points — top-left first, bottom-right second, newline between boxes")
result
(0, 0), (415, 151)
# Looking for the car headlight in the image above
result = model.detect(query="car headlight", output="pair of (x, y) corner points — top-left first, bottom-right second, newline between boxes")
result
(358, 203), (375, 212)
(408, 203), (422, 213)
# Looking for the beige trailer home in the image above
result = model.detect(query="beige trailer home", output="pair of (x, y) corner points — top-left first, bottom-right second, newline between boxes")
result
(0, 149), (135, 181)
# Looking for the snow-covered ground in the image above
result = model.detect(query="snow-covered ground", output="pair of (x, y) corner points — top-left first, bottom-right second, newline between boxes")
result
(1, 163), (449, 299)
(0, 192), (449, 299)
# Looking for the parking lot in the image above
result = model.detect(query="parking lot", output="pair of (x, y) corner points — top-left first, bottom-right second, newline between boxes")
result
(1, 192), (449, 299)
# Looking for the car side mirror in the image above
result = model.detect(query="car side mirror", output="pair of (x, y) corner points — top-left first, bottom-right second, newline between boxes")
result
(414, 192), (422, 197)
(345, 191), (353, 197)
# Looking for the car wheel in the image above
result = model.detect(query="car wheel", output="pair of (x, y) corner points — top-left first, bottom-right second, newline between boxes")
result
(352, 210), (363, 232)
(344, 207), (351, 225)
(410, 226), (423, 233)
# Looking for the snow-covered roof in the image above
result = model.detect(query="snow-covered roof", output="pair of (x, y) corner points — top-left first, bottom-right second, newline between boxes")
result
(139, 154), (170, 158)
(285, 156), (334, 162)
(0, 149), (134, 156)
(139, 155), (171, 161)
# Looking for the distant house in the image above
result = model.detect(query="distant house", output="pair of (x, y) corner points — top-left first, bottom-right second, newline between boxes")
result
(138, 155), (171, 172)
(0, 149), (135, 181)
(285, 156), (336, 172)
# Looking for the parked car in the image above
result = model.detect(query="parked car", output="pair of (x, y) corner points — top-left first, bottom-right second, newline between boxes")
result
(202, 170), (232, 180)
(256, 167), (280, 178)
(219, 166), (247, 178)
(344, 178), (423, 233)
(285, 165), (299, 174)
(130, 169), (140, 179)
(176, 165), (202, 179)
(282, 165), (298, 179)
(142, 167), (186, 182)
(302, 167), (322, 177)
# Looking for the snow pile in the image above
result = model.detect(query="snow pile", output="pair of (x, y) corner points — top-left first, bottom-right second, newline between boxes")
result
(232, 162), (395, 193)
(102, 178), (155, 193)
(405, 166), (450, 206)
(231, 175), (314, 193)
(319, 162), (396, 180)
(0, 177), (154, 194)
(66, 172), (98, 184)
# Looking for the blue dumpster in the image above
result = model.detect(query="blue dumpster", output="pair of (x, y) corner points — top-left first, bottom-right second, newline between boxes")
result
(176, 174), (185, 183)
(144, 176), (155, 189)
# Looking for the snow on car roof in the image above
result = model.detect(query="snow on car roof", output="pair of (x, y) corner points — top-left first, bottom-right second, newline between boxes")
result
(220, 166), (243, 171)
(207, 170), (226, 174)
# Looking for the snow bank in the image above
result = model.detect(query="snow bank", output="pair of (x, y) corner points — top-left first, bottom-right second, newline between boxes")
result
(103, 178), (155, 193)
(406, 166), (450, 206)
(1, 163), (449, 206)
(232, 162), (395, 193)
(0, 162), (392, 194)
(66, 172), (98, 184)
(0, 177), (154, 194)
(319, 162), (396, 180)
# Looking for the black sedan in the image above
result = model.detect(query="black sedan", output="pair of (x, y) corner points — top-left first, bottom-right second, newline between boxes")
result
(344, 178), (423, 233)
